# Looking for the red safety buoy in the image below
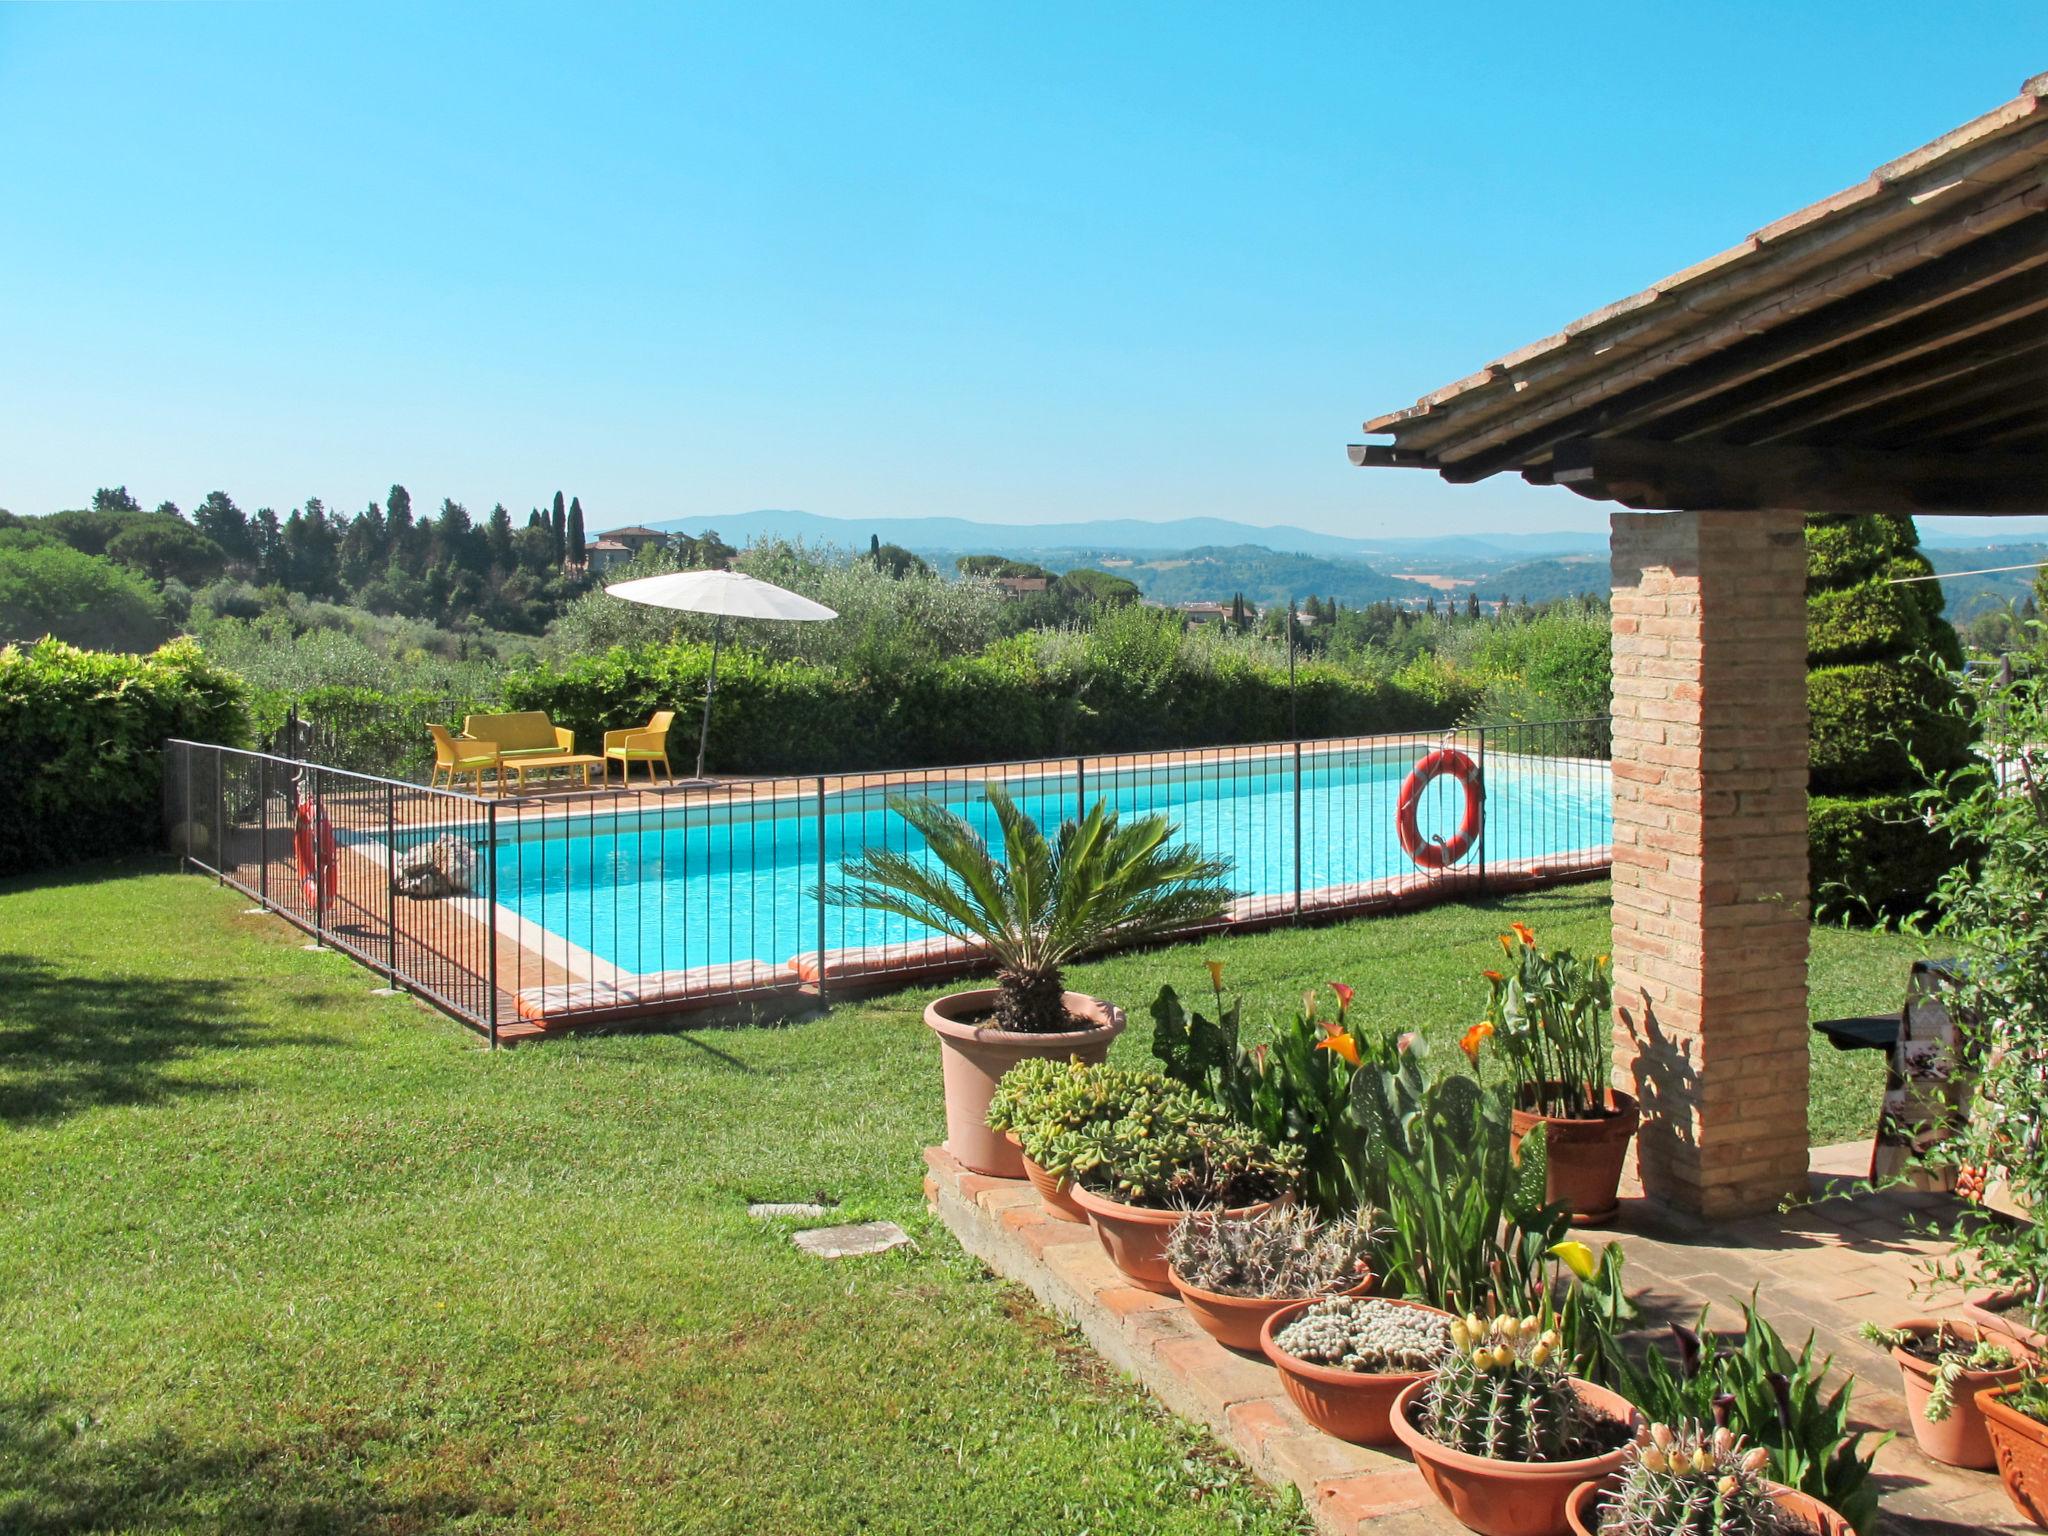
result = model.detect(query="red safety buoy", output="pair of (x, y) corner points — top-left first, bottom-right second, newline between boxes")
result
(1396, 748), (1484, 870)
(294, 801), (338, 910)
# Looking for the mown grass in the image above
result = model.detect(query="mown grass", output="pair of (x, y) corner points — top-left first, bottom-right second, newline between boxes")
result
(0, 866), (1921, 1533)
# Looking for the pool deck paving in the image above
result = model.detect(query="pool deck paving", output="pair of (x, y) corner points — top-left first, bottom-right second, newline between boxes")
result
(927, 1137), (2032, 1535)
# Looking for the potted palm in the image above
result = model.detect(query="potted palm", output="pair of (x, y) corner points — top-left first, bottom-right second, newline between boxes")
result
(1476, 924), (1637, 1225)
(830, 785), (1231, 1178)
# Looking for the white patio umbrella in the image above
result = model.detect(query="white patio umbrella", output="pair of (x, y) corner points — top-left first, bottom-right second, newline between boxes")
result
(605, 569), (838, 782)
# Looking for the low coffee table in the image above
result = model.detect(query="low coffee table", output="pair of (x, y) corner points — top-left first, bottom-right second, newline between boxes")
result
(498, 753), (606, 793)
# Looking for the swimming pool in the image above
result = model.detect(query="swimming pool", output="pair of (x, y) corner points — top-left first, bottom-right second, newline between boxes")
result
(484, 739), (1611, 983)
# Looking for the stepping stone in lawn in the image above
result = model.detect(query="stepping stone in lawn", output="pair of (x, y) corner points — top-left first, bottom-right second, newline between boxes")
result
(792, 1221), (913, 1259)
(748, 1201), (834, 1220)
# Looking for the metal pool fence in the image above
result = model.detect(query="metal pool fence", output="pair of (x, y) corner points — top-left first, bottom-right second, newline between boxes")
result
(165, 718), (1612, 1045)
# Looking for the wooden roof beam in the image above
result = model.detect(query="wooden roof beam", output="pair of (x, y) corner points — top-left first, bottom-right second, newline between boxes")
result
(1548, 435), (2048, 515)
(1764, 336), (2048, 445)
(1430, 208), (2048, 481)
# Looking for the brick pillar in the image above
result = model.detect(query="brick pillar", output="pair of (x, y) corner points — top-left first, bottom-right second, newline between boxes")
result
(1608, 509), (1811, 1219)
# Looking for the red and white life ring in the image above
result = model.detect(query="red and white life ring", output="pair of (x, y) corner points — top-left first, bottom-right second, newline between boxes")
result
(1396, 748), (1484, 870)
(294, 802), (338, 910)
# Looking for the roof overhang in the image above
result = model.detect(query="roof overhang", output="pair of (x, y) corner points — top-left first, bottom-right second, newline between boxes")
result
(1352, 72), (2048, 515)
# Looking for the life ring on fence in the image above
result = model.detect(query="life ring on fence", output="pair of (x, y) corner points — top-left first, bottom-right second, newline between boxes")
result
(294, 802), (338, 910)
(1396, 748), (1484, 870)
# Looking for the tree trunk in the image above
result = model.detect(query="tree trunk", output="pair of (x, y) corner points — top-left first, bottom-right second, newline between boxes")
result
(994, 967), (1069, 1032)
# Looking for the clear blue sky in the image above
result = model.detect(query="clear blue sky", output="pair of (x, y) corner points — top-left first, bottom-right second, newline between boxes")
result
(2, 4), (2042, 538)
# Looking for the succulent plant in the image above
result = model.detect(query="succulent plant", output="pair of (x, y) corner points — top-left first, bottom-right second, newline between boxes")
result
(1420, 1311), (1594, 1462)
(985, 1058), (1163, 1173)
(1168, 1206), (1380, 1300)
(1595, 1420), (1795, 1536)
(1068, 1081), (1302, 1208)
(1272, 1295), (1454, 1373)
(1858, 1321), (2016, 1421)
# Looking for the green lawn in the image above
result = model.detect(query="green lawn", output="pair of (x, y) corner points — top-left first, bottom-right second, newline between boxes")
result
(0, 866), (1923, 1533)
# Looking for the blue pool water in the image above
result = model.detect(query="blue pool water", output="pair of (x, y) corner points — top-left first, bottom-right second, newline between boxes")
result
(480, 744), (1611, 978)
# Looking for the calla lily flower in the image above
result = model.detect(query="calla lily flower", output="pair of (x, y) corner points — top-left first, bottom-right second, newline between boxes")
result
(1315, 1028), (1361, 1066)
(1396, 1031), (1418, 1053)
(1326, 980), (1355, 1012)
(1205, 959), (1225, 991)
(1459, 1021), (1494, 1062)
(1549, 1239), (1599, 1282)
(1482, 969), (1504, 984)
(1497, 933), (1515, 956)
(1511, 921), (1537, 946)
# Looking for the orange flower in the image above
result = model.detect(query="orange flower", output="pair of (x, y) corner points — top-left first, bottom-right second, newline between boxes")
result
(1510, 921), (1537, 947)
(1205, 960), (1226, 992)
(1326, 980), (1355, 1012)
(1460, 1021), (1495, 1063)
(1483, 969), (1504, 984)
(1316, 1028), (1361, 1067)
(1595, 954), (1610, 968)
(1498, 934), (1515, 956)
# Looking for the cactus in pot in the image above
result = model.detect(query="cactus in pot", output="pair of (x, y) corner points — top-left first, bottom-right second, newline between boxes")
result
(1425, 1312), (1589, 1462)
(1591, 1421), (1792, 1536)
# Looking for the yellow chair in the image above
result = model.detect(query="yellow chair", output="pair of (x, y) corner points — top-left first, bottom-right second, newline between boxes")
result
(603, 710), (676, 785)
(428, 723), (500, 793)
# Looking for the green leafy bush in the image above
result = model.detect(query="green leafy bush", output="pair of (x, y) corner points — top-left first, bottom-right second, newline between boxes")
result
(1056, 1070), (1301, 1208)
(0, 535), (169, 653)
(1804, 512), (1970, 914)
(0, 638), (247, 875)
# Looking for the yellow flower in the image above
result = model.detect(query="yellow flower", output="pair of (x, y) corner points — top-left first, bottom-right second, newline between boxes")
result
(1596, 954), (1610, 968)
(1315, 1028), (1361, 1067)
(1205, 960), (1225, 991)
(1550, 1239), (1599, 1282)
(1497, 934), (1515, 956)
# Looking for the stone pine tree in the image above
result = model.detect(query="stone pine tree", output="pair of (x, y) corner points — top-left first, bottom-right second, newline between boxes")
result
(567, 496), (586, 567)
(550, 491), (567, 562)
(1805, 511), (1972, 915)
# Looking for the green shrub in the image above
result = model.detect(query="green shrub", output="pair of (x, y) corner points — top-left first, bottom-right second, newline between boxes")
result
(0, 536), (169, 653)
(1805, 513), (1970, 910)
(1809, 792), (1962, 919)
(0, 638), (247, 875)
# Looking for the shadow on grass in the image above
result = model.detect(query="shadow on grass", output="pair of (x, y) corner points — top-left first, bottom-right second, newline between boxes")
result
(0, 952), (336, 1128)
(0, 1392), (490, 1535)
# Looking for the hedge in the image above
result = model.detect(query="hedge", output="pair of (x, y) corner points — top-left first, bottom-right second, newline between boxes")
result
(1809, 791), (1966, 919)
(0, 638), (246, 875)
(503, 641), (1474, 775)
(1805, 511), (1971, 910)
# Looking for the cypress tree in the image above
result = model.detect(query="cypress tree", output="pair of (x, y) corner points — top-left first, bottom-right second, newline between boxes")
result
(551, 491), (567, 560)
(1806, 511), (1972, 914)
(567, 496), (586, 567)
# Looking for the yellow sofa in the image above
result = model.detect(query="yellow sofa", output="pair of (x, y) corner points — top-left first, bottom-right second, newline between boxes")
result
(460, 712), (601, 791)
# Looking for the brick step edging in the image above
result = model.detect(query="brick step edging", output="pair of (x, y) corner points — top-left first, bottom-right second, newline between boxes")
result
(923, 1145), (1461, 1535)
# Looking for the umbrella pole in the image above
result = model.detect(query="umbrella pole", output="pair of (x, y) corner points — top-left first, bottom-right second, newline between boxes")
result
(694, 616), (724, 780)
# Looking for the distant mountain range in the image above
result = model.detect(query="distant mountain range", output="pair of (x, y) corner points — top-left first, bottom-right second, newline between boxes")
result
(646, 509), (2044, 617)
(648, 508), (1614, 564)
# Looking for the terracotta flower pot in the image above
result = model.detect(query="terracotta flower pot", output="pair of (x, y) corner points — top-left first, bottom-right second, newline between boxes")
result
(1887, 1317), (2031, 1469)
(1390, 1375), (1638, 1536)
(1564, 1476), (1857, 1536)
(1968, 1289), (2048, 1354)
(1257, 1295), (1452, 1444)
(924, 989), (1124, 1178)
(1980, 1378), (2048, 1528)
(1510, 1087), (1640, 1227)
(1171, 1271), (1375, 1355)
(1066, 1184), (1276, 1294)
(1021, 1150), (1088, 1223)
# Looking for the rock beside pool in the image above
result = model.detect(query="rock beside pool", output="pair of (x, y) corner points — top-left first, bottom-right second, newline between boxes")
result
(393, 834), (477, 899)
(792, 1221), (913, 1259)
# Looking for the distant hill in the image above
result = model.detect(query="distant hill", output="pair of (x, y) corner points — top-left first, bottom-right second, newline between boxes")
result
(1927, 544), (2048, 619)
(648, 508), (1612, 564)
(1075, 546), (1414, 608)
